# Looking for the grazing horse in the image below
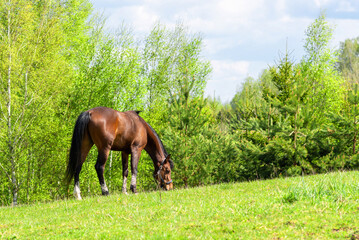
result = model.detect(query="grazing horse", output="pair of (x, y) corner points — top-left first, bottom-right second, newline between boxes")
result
(65, 107), (174, 200)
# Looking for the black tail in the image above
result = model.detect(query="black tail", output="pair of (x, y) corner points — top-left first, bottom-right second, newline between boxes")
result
(65, 111), (91, 185)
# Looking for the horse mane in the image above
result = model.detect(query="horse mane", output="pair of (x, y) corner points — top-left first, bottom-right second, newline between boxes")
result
(143, 120), (174, 169)
(146, 122), (168, 156)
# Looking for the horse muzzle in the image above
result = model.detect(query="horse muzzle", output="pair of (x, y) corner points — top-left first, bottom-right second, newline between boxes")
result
(165, 181), (173, 190)
(159, 178), (173, 190)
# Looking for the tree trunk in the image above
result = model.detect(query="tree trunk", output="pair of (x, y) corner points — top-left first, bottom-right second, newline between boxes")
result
(353, 105), (357, 155)
(7, 1), (18, 206)
(109, 151), (113, 189)
(12, 185), (18, 206)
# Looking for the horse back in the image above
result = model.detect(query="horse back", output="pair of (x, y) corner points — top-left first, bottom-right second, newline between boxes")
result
(87, 107), (147, 152)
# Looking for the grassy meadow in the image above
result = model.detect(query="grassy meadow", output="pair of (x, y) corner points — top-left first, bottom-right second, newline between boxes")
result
(1, 171), (359, 239)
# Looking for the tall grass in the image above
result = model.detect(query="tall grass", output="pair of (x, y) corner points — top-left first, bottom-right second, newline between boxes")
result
(281, 172), (359, 207)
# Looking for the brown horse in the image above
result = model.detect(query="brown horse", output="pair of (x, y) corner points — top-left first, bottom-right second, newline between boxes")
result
(65, 107), (174, 200)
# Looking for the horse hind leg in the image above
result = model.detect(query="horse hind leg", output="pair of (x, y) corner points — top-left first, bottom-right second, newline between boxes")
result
(95, 148), (110, 196)
(74, 136), (93, 200)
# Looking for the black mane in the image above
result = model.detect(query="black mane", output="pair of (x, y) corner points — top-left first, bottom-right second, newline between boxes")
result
(146, 122), (168, 156)
(146, 122), (174, 169)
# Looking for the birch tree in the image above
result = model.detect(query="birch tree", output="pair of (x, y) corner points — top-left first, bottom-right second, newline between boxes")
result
(0, 0), (76, 205)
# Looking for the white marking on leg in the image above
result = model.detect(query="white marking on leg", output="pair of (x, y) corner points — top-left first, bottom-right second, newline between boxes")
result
(101, 183), (109, 194)
(74, 184), (82, 200)
(131, 174), (137, 187)
(122, 176), (128, 194)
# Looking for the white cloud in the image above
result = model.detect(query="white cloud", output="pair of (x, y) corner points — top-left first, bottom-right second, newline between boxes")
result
(313, 0), (332, 8)
(106, 5), (159, 33)
(275, 0), (287, 13)
(330, 18), (359, 45)
(92, 0), (359, 102)
(336, 0), (356, 12)
(211, 60), (250, 77)
(205, 60), (268, 102)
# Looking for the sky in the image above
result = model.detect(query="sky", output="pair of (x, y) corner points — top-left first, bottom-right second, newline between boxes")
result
(91, 0), (359, 102)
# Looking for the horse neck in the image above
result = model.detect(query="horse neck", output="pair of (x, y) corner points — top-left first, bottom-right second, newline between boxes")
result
(143, 123), (165, 168)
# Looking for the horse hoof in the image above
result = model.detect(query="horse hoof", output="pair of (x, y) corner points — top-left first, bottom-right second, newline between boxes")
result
(74, 193), (82, 200)
(102, 191), (109, 196)
(130, 185), (137, 194)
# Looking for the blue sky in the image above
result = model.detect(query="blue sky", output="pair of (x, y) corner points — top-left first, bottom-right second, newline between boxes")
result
(91, 0), (359, 102)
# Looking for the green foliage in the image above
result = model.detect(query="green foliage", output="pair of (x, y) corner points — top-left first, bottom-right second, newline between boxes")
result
(162, 74), (213, 187)
(0, 0), (86, 205)
(1, 4), (359, 207)
(337, 37), (359, 83)
(269, 52), (297, 103)
(300, 12), (344, 119)
(222, 13), (353, 180)
(231, 77), (263, 124)
(142, 22), (211, 113)
(70, 24), (144, 113)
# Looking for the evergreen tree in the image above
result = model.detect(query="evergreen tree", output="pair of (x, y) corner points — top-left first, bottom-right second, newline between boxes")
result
(153, 24), (212, 187)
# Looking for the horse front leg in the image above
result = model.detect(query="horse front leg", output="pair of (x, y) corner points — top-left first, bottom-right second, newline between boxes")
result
(95, 148), (110, 196)
(130, 150), (142, 194)
(121, 152), (129, 194)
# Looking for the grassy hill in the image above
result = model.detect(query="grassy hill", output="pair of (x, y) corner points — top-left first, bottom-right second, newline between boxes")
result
(1, 171), (359, 239)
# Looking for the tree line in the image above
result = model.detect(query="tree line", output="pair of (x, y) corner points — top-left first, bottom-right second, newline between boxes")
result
(0, 1), (358, 206)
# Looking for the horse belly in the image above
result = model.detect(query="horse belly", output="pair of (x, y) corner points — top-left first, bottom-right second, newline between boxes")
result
(111, 135), (131, 152)
(111, 128), (147, 152)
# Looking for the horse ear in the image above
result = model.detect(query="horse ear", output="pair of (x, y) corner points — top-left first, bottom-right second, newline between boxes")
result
(165, 154), (174, 169)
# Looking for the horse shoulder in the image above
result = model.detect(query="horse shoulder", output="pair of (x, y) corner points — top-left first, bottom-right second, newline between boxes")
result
(133, 116), (148, 145)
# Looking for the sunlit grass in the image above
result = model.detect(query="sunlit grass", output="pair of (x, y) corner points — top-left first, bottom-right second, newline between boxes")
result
(1, 171), (359, 239)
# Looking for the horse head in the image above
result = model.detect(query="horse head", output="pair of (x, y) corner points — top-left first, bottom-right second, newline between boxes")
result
(155, 154), (174, 190)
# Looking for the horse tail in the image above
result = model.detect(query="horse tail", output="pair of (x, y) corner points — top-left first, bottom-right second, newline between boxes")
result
(65, 111), (91, 185)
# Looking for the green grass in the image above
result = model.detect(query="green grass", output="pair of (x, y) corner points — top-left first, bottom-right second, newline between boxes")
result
(1, 171), (359, 239)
